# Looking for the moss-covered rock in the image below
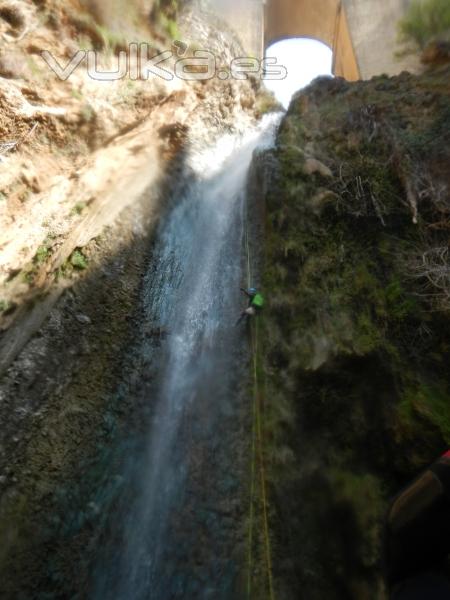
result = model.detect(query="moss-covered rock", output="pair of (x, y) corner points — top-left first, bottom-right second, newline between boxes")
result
(257, 67), (450, 599)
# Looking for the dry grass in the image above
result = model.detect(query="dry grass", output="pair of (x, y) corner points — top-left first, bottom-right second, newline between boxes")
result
(407, 245), (450, 310)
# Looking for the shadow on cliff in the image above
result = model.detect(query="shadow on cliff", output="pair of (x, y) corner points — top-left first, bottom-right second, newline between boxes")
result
(0, 135), (194, 599)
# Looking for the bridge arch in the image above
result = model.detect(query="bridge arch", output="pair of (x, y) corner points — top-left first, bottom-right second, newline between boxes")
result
(265, 0), (360, 81)
(204, 0), (418, 81)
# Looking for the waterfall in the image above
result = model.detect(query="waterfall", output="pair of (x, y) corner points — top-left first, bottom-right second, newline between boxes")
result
(92, 114), (280, 600)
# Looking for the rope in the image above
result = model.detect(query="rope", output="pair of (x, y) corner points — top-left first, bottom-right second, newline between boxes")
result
(245, 221), (257, 599)
(254, 319), (275, 600)
(244, 206), (275, 600)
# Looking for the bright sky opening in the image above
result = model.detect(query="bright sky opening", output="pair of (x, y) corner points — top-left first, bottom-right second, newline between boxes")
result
(264, 38), (333, 108)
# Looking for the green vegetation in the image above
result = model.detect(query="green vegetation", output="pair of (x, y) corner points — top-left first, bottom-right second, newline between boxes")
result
(55, 262), (71, 282)
(153, 0), (179, 20)
(259, 69), (450, 598)
(156, 13), (179, 39)
(22, 269), (36, 285)
(0, 300), (10, 313)
(70, 249), (88, 270)
(80, 104), (95, 126)
(71, 202), (87, 216)
(19, 239), (56, 285)
(71, 89), (84, 102)
(34, 244), (51, 265)
(96, 24), (128, 52)
(164, 17), (179, 40)
(330, 469), (384, 565)
(55, 249), (89, 281)
(399, 102), (450, 162)
(152, 0), (180, 39)
(32, 235), (60, 267)
(68, 11), (128, 53)
(255, 90), (283, 118)
(399, 0), (450, 51)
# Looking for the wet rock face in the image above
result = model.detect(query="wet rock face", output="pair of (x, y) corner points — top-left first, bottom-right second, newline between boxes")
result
(256, 68), (450, 599)
(0, 201), (158, 597)
(0, 0), (267, 595)
(0, 84), (258, 595)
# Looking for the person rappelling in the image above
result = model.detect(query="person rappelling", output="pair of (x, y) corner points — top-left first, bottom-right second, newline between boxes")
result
(236, 287), (264, 325)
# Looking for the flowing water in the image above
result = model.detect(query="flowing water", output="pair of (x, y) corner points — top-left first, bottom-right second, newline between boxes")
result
(92, 115), (280, 600)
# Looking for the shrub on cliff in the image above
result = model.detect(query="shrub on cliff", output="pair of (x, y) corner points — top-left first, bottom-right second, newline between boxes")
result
(399, 0), (450, 52)
(150, 0), (180, 39)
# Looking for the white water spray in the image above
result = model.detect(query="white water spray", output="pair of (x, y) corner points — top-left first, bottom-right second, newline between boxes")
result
(94, 114), (280, 600)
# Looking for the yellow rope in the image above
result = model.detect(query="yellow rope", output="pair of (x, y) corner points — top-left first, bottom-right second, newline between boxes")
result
(254, 320), (275, 600)
(246, 222), (257, 599)
(244, 210), (275, 600)
(247, 360), (257, 598)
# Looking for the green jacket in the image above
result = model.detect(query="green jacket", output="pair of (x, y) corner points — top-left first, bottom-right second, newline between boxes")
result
(251, 293), (264, 309)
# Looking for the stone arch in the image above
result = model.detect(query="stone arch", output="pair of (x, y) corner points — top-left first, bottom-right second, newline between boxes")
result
(204, 0), (418, 81)
(265, 0), (360, 81)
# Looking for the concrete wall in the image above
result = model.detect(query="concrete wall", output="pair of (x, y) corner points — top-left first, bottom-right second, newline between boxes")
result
(343, 0), (420, 78)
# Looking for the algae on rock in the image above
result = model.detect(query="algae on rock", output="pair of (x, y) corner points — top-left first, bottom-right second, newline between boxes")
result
(256, 68), (450, 599)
